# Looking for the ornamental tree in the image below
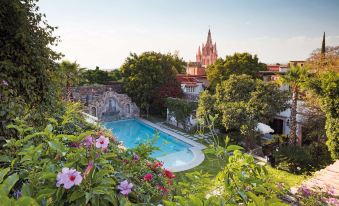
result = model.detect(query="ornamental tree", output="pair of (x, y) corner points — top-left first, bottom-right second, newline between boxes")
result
(57, 60), (85, 101)
(120, 52), (185, 116)
(278, 66), (308, 145)
(198, 75), (289, 148)
(206, 52), (266, 90)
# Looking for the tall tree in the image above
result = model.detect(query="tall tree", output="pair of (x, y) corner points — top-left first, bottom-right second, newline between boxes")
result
(0, 0), (61, 136)
(279, 66), (308, 145)
(321, 32), (326, 55)
(207, 53), (266, 90)
(198, 75), (289, 148)
(58, 60), (84, 101)
(120, 52), (184, 116)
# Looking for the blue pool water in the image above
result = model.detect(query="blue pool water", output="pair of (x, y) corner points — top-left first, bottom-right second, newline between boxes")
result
(104, 119), (192, 159)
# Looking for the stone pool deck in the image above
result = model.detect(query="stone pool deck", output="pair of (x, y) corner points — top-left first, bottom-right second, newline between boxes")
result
(154, 122), (214, 144)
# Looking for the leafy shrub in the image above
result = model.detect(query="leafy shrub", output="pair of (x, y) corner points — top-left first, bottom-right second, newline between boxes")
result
(295, 185), (339, 206)
(165, 144), (289, 205)
(273, 143), (333, 174)
(0, 105), (175, 205)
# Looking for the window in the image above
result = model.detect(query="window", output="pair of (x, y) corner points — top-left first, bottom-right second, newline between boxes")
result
(186, 86), (195, 93)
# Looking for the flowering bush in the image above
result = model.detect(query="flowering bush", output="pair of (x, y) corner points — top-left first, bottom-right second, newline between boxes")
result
(0, 105), (175, 205)
(165, 143), (290, 205)
(295, 185), (339, 206)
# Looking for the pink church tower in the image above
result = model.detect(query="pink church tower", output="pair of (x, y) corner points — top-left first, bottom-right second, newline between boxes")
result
(196, 29), (218, 67)
(186, 29), (218, 76)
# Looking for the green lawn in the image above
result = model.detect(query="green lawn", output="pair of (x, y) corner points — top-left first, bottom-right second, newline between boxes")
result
(175, 151), (309, 188)
(145, 115), (309, 188)
(265, 165), (309, 187)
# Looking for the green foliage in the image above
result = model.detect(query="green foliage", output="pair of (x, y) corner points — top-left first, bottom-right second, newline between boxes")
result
(207, 52), (266, 90)
(0, 104), (175, 205)
(308, 71), (339, 159)
(165, 98), (197, 130)
(166, 145), (289, 205)
(120, 52), (184, 115)
(81, 66), (121, 85)
(109, 69), (123, 82)
(198, 75), (289, 148)
(295, 185), (339, 206)
(0, 0), (62, 137)
(273, 143), (332, 174)
(279, 66), (309, 144)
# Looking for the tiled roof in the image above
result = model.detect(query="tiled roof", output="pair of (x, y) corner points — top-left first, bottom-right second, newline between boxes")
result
(301, 160), (339, 196)
(176, 75), (198, 84)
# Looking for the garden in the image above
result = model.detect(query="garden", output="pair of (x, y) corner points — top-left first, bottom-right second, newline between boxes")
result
(1, 0), (339, 205)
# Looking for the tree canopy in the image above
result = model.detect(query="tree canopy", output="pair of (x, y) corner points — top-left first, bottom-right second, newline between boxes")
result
(81, 66), (121, 85)
(198, 75), (289, 148)
(120, 52), (184, 115)
(207, 53), (266, 90)
(0, 0), (61, 136)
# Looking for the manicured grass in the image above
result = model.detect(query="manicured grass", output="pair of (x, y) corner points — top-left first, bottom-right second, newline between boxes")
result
(175, 151), (310, 188)
(265, 165), (309, 187)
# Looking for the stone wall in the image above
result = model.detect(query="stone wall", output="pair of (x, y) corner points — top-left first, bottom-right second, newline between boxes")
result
(71, 84), (139, 121)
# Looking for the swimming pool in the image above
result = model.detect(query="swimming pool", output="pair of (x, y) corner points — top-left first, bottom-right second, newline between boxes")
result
(104, 119), (205, 171)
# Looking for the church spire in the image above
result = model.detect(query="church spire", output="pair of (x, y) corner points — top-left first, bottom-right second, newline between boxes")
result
(207, 28), (212, 44)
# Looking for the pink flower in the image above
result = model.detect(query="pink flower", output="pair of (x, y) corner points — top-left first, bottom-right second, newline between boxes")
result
(152, 161), (163, 170)
(325, 197), (339, 205)
(83, 136), (94, 148)
(163, 169), (175, 179)
(300, 185), (311, 197)
(2, 80), (8, 86)
(157, 185), (168, 194)
(56, 168), (83, 189)
(143, 173), (153, 182)
(83, 161), (94, 179)
(118, 180), (133, 196)
(95, 135), (109, 149)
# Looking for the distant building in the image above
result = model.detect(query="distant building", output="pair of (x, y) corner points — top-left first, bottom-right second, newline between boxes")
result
(187, 29), (218, 75)
(176, 74), (208, 101)
(259, 61), (306, 141)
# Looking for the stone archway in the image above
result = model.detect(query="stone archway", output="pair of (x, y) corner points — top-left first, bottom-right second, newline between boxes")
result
(70, 86), (140, 121)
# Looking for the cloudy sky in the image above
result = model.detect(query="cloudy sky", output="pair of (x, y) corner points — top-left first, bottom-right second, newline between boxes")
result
(38, 0), (339, 69)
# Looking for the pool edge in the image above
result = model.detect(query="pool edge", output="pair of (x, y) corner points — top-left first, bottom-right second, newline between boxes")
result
(137, 118), (206, 172)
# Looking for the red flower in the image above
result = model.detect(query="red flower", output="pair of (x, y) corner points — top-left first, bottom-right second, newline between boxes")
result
(152, 161), (163, 170)
(164, 169), (175, 179)
(143, 173), (153, 182)
(157, 185), (168, 194)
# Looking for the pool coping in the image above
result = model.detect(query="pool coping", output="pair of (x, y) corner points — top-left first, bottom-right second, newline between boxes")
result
(137, 118), (206, 172)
